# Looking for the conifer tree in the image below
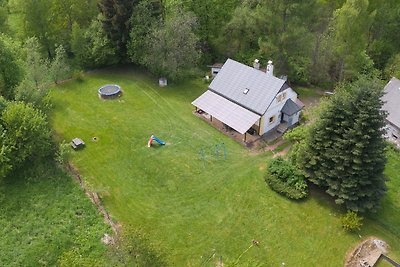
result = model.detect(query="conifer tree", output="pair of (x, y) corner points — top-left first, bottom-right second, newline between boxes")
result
(301, 76), (387, 212)
(98, 0), (136, 59)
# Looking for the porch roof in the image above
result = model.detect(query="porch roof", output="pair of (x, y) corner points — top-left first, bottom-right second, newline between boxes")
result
(192, 90), (260, 134)
(281, 98), (303, 116)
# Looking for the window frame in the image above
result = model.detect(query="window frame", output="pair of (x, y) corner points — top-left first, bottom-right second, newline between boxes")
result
(269, 115), (275, 124)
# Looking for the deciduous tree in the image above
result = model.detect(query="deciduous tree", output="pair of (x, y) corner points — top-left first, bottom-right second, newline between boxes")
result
(10, 0), (54, 57)
(0, 123), (12, 180)
(15, 38), (51, 109)
(0, 36), (23, 99)
(50, 45), (70, 84)
(70, 17), (117, 69)
(384, 53), (400, 79)
(0, 0), (8, 33)
(1, 101), (52, 179)
(50, 0), (98, 49)
(142, 7), (200, 80)
(128, 0), (163, 64)
(330, 0), (375, 81)
(368, 0), (400, 71)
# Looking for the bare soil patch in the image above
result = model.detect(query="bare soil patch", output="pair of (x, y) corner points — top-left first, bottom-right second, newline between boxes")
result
(345, 237), (389, 267)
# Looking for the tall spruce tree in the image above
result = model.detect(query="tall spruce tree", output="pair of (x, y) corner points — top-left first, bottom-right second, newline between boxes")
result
(98, 0), (136, 60)
(301, 76), (387, 212)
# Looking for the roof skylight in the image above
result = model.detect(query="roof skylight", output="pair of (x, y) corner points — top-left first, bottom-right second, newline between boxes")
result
(243, 88), (249, 94)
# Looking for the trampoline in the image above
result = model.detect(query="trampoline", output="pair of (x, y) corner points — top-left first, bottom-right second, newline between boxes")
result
(98, 84), (121, 98)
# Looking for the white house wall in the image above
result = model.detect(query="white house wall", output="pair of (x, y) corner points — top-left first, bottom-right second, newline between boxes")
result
(259, 88), (298, 135)
(282, 112), (300, 126)
(385, 121), (400, 146)
(292, 112), (300, 125)
(211, 67), (221, 77)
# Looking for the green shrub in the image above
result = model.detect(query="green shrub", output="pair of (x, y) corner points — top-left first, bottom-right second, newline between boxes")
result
(299, 112), (309, 123)
(265, 157), (308, 199)
(56, 140), (71, 165)
(340, 210), (363, 231)
(73, 70), (85, 82)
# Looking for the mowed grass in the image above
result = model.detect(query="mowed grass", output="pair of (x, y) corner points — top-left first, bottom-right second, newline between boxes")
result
(50, 68), (400, 266)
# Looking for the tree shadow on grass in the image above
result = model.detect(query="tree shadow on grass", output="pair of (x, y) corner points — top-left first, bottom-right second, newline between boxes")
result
(307, 183), (341, 210)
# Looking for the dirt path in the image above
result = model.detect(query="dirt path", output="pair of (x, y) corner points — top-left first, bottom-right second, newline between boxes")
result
(249, 138), (292, 157)
(272, 145), (291, 158)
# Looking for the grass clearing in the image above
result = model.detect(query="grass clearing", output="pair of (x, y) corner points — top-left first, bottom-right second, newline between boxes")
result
(0, 161), (111, 266)
(294, 86), (324, 98)
(50, 68), (400, 266)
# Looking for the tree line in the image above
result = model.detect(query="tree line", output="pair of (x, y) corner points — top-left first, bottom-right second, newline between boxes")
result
(0, 36), (68, 180)
(1, 0), (399, 84)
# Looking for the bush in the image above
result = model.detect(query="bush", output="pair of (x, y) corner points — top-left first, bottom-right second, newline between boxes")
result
(1, 102), (53, 179)
(340, 210), (363, 231)
(265, 157), (308, 199)
(299, 112), (309, 123)
(73, 70), (85, 82)
(56, 141), (71, 165)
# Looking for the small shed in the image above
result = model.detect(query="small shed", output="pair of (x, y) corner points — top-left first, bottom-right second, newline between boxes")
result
(208, 63), (223, 77)
(159, 77), (168, 87)
(71, 138), (85, 150)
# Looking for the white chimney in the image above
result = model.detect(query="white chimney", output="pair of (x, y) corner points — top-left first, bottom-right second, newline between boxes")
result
(266, 60), (274, 76)
(253, 59), (260, 70)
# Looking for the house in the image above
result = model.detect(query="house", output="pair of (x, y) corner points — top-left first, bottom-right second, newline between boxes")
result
(383, 77), (400, 147)
(192, 59), (303, 141)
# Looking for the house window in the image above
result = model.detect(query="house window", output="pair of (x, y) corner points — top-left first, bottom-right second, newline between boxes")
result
(269, 116), (275, 124)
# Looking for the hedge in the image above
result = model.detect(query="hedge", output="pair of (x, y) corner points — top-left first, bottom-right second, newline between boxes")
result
(265, 157), (308, 200)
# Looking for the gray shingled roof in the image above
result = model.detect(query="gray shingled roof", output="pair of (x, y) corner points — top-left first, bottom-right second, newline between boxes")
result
(383, 77), (400, 128)
(192, 90), (260, 134)
(209, 59), (286, 115)
(281, 99), (303, 116)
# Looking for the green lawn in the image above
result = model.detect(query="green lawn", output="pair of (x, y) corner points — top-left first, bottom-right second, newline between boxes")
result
(50, 68), (400, 266)
(294, 86), (324, 98)
(0, 161), (111, 266)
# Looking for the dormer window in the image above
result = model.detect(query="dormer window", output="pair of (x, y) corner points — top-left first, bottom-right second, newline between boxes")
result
(243, 88), (250, 94)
